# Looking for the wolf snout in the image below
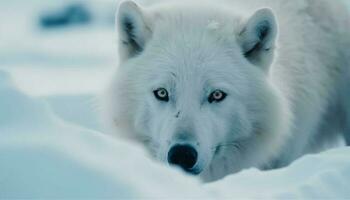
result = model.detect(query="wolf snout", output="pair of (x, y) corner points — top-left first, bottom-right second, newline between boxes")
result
(167, 144), (198, 174)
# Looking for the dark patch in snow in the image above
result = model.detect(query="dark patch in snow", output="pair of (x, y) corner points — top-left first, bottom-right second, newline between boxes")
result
(39, 3), (91, 29)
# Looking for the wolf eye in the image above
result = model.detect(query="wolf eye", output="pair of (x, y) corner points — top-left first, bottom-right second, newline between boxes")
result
(153, 88), (169, 102)
(208, 90), (227, 103)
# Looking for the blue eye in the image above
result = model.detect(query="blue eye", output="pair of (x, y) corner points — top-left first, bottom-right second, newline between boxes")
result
(208, 90), (227, 103)
(153, 88), (169, 102)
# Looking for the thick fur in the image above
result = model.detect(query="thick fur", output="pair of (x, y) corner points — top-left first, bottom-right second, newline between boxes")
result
(101, 0), (350, 182)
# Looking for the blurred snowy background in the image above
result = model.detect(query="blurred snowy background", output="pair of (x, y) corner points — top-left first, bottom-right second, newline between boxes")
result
(1, 0), (350, 198)
(0, 0), (123, 131)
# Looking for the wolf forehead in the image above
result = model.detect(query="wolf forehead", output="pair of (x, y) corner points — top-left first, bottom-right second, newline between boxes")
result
(118, 2), (248, 58)
(122, 2), (244, 35)
(117, 0), (277, 90)
(117, 0), (278, 72)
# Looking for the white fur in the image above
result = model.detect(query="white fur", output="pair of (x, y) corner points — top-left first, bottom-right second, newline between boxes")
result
(101, 0), (350, 182)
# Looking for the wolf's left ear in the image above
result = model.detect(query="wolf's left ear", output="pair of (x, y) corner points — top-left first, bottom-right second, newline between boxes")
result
(238, 8), (278, 72)
(116, 1), (152, 61)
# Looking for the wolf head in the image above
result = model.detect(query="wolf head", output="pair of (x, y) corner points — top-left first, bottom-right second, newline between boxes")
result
(103, 0), (290, 181)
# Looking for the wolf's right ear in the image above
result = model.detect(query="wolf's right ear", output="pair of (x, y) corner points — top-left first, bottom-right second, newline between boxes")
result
(116, 1), (152, 61)
(237, 8), (278, 72)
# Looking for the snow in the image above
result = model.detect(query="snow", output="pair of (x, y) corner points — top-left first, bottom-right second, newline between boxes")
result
(1, 0), (350, 198)
(207, 149), (350, 198)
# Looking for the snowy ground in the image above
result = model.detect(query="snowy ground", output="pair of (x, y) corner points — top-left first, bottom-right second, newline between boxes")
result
(1, 0), (350, 198)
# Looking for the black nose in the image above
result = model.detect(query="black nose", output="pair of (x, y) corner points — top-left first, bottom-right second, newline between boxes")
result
(167, 145), (198, 173)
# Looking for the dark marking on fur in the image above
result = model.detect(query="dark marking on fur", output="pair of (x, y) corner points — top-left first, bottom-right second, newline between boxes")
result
(223, 156), (228, 173)
(244, 42), (262, 57)
(214, 145), (222, 155)
(257, 21), (270, 41)
(244, 21), (270, 58)
(170, 72), (177, 78)
(122, 16), (143, 54)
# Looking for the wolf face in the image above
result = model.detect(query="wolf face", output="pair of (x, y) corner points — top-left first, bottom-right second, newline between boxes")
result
(104, 1), (290, 181)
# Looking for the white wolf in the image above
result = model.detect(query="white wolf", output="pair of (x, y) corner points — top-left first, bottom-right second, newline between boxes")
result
(101, 0), (350, 182)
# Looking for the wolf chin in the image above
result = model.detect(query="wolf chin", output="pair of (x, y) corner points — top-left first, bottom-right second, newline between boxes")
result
(101, 0), (350, 182)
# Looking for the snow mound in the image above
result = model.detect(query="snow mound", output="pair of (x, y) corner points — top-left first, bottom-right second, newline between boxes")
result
(208, 148), (350, 198)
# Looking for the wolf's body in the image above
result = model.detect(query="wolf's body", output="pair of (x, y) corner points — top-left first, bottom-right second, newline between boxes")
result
(101, 0), (350, 181)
